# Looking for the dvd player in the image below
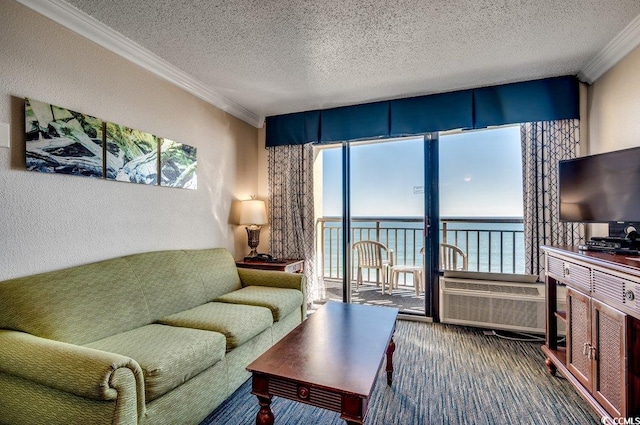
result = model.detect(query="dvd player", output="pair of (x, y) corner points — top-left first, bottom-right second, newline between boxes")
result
(590, 236), (633, 247)
(584, 239), (622, 250)
(578, 244), (640, 256)
(615, 248), (640, 256)
(579, 244), (616, 252)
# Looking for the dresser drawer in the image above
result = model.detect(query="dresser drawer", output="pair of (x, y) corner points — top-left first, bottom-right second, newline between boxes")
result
(547, 256), (591, 292)
(563, 261), (591, 292)
(592, 270), (627, 308)
(547, 256), (565, 279)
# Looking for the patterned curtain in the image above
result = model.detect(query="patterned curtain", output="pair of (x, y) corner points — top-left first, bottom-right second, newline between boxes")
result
(267, 143), (317, 304)
(520, 119), (585, 278)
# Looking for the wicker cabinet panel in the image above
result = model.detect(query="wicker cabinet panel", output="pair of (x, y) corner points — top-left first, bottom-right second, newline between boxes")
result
(567, 288), (592, 388)
(592, 299), (627, 419)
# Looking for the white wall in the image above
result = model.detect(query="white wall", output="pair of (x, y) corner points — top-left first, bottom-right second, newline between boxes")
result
(0, 0), (258, 280)
(588, 45), (640, 154)
(586, 44), (640, 237)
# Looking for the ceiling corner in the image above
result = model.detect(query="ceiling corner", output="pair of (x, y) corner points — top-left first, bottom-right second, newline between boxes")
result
(579, 13), (640, 84)
(15, 0), (263, 128)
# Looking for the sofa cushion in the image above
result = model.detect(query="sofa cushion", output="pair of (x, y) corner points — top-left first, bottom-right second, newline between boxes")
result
(83, 324), (225, 402)
(159, 302), (272, 351)
(122, 251), (209, 322)
(215, 286), (303, 322)
(0, 258), (150, 345)
(185, 248), (243, 300)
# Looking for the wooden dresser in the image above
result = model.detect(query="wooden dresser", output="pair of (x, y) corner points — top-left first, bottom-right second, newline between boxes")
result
(542, 246), (640, 421)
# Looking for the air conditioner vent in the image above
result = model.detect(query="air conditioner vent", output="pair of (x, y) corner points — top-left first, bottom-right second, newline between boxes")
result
(445, 280), (541, 296)
(440, 276), (566, 334)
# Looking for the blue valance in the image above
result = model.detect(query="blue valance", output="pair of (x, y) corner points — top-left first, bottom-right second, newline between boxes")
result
(473, 76), (579, 128)
(390, 90), (473, 136)
(265, 110), (320, 147)
(320, 101), (390, 143)
(265, 75), (579, 147)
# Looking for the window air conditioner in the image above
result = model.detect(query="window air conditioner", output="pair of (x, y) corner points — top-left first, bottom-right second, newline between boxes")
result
(439, 271), (566, 334)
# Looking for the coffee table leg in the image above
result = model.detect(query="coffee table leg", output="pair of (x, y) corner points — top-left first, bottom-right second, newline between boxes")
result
(386, 336), (395, 385)
(256, 395), (274, 425)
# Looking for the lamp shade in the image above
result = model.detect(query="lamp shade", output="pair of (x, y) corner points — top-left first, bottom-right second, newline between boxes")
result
(239, 199), (268, 225)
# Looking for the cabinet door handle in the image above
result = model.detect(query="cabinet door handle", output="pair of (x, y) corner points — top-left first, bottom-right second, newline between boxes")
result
(588, 346), (596, 360)
(582, 342), (589, 356)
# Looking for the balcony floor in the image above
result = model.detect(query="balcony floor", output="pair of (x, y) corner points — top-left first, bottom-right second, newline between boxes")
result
(320, 279), (426, 315)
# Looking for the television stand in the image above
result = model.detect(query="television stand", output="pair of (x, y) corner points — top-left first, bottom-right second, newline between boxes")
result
(541, 246), (640, 421)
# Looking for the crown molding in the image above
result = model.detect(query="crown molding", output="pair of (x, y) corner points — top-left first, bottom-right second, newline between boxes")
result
(16, 0), (265, 128)
(579, 14), (640, 84)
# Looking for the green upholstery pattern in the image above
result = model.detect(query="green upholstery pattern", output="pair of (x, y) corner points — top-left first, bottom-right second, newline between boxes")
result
(0, 329), (145, 423)
(215, 285), (303, 322)
(143, 359), (228, 425)
(272, 310), (303, 344)
(237, 268), (308, 319)
(84, 324), (225, 402)
(224, 329), (272, 391)
(186, 248), (243, 300)
(122, 251), (209, 321)
(0, 248), (306, 425)
(159, 302), (273, 351)
(0, 258), (150, 345)
(0, 372), (128, 425)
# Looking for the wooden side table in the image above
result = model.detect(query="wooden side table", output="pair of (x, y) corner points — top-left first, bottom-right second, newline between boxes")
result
(236, 258), (304, 273)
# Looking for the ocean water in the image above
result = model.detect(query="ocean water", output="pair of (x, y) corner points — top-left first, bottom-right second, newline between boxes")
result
(321, 219), (525, 277)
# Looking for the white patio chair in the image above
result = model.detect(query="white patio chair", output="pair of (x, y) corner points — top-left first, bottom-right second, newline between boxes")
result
(353, 240), (394, 293)
(439, 243), (468, 271)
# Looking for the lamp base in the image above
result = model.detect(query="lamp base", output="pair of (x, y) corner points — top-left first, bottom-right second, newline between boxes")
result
(245, 225), (262, 258)
(245, 249), (259, 258)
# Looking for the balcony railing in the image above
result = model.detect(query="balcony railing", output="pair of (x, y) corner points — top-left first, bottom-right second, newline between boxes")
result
(318, 217), (525, 284)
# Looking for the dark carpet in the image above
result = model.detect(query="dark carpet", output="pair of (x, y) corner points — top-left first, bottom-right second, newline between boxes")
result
(201, 320), (599, 425)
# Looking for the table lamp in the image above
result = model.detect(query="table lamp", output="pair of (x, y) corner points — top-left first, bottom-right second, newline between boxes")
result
(239, 199), (268, 259)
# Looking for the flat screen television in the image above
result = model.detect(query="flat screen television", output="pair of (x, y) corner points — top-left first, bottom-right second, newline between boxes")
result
(558, 146), (640, 223)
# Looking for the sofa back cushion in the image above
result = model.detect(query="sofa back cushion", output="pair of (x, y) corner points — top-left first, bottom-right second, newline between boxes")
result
(122, 251), (209, 322)
(0, 258), (150, 345)
(185, 248), (242, 300)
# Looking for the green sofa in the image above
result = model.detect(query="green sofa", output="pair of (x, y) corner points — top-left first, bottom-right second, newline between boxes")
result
(0, 248), (306, 425)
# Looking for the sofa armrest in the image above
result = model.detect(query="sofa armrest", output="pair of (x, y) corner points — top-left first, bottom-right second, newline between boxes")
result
(237, 268), (307, 318)
(0, 330), (145, 423)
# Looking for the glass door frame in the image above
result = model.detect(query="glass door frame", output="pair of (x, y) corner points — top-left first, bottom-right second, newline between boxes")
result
(338, 134), (439, 317)
(423, 132), (439, 318)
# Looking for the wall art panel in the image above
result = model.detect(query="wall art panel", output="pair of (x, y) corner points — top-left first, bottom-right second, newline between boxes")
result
(160, 139), (197, 190)
(105, 122), (158, 185)
(25, 98), (103, 177)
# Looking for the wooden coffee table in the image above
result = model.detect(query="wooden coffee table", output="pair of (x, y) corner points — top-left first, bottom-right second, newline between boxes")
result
(246, 301), (399, 425)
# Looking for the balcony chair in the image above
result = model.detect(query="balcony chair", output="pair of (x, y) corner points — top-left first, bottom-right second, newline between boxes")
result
(439, 243), (468, 271)
(389, 247), (424, 297)
(352, 240), (394, 293)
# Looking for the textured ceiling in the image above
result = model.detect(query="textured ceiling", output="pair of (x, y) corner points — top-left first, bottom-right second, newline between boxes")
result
(58, 0), (640, 121)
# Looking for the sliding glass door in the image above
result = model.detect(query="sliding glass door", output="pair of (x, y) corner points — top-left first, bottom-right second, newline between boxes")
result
(316, 135), (437, 317)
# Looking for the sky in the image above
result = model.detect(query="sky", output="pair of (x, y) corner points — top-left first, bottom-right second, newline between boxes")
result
(321, 126), (524, 218)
